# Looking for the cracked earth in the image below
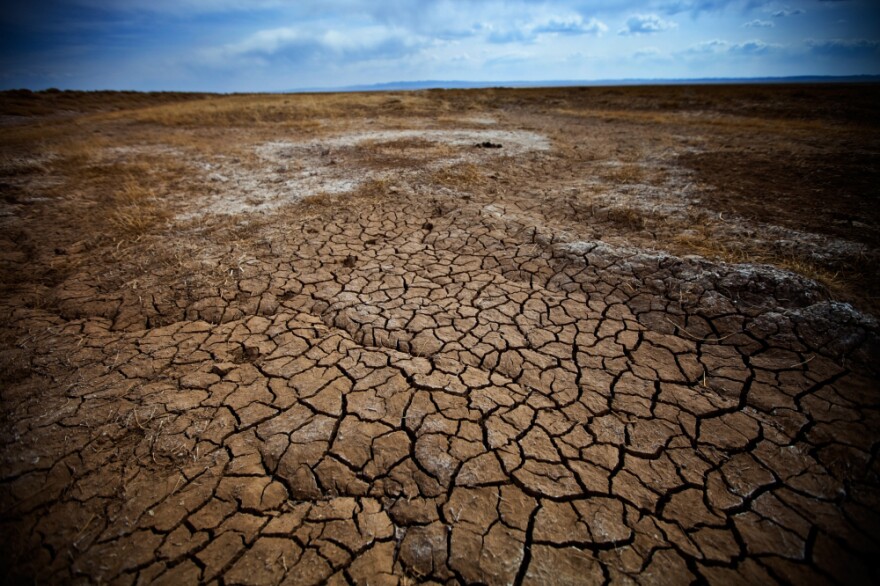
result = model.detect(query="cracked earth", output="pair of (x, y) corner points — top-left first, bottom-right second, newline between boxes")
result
(1, 86), (879, 584)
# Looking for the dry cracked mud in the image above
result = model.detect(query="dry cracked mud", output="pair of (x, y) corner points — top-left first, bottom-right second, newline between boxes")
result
(1, 86), (879, 585)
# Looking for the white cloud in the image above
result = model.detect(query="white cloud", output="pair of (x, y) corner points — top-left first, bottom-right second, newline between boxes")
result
(532, 15), (608, 36)
(744, 19), (774, 28)
(200, 25), (428, 69)
(729, 39), (777, 54)
(485, 13), (607, 44)
(683, 39), (730, 54)
(619, 14), (677, 35)
(683, 38), (781, 56)
(240, 27), (416, 56)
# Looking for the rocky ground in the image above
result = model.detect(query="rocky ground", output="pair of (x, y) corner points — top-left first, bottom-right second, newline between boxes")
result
(1, 85), (879, 584)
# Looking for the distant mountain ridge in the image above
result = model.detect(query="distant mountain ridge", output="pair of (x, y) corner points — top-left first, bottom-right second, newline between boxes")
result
(292, 75), (880, 93)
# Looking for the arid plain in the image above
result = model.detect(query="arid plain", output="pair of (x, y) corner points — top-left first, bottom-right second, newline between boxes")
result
(1, 84), (878, 584)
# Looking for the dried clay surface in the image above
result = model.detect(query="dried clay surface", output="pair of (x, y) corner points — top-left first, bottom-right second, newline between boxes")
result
(1, 85), (879, 585)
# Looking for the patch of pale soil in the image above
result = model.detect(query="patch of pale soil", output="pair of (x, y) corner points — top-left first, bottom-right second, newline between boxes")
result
(298, 129), (549, 153)
(178, 129), (549, 219)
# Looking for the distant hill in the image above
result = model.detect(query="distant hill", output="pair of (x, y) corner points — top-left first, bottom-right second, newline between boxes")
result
(292, 75), (880, 93)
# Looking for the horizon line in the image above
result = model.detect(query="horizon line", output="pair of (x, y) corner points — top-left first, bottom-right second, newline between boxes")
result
(4, 74), (879, 95)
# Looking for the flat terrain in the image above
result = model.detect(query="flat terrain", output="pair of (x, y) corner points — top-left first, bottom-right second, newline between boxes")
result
(1, 85), (879, 585)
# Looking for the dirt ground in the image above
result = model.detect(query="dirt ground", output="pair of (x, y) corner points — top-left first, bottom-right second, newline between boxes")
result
(1, 84), (879, 585)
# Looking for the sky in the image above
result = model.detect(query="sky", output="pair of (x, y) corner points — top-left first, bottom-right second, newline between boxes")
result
(0, 0), (878, 92)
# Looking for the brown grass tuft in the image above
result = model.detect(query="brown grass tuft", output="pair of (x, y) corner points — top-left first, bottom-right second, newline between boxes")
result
(606, 206), (646, 230)
(298, 178), (392, 213)
(430, 163), (484, 192)
(106, 176), (170, 236)
(673, 227), (855, 299)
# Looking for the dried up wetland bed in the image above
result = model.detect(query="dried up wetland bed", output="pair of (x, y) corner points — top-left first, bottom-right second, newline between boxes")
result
(1, 85), (879, 584)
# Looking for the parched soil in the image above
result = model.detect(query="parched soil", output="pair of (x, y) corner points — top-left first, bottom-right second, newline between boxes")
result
(677, 150), (880, 246)
(1, 85), (879, 585)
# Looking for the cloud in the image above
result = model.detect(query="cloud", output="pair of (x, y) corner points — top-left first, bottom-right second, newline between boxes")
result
(486, 29), (532, 44)
(772, 9), (805, 17)
(682, 39), (729, 54)
(202, 25), (427, 67)
(565, 51), (587, 62)
(652, 0), (744, 16)
(728, 39), (777, 54)
(683, 38), (780, 55)
(632, 47), (667, 60)
(619, 14), (677, 35)
(744, 19), (774, 28)
(806, 38), (880, 55)
(487, 13), (607, 44)
(532, 16), (608, 36)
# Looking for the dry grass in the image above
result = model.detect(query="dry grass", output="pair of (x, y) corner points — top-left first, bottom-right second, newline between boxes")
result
(105, 176), (170, 236)
(356, 137), (454, 168)
(605, 206), (647, 230)
(673, 226), (852, 297)
(357, 177), (392, 198)
(91, 92), (445, 130)
(554, 107), (844, 137)
(0, 89), (211, 118)
(298, 192), (334, 209)
(595, 163), (651, 184)
(27, 136), (187, 244)
(298, 177), (392, 214)
(49, 136), (112, 168)
(0, 122), (75, 159)
(0, 153), (49, 177)
(430, 163), (485, 192)
(559, 190), (647, 231)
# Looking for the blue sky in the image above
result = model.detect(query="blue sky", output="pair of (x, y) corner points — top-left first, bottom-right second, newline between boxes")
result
(1, 0), (878, 91)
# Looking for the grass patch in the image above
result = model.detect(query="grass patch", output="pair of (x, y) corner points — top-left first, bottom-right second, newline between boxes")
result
(298, 177), (392, 213)
(606, 206), (646, 230)
(430, 163), (484, 192)
(595, 162), (650, 184)
(0, 153), (49, 177)
(672, 226), (870, 303)
(356, 137), (452, 168)
(0, 89), (212, 117)
(554, 107), (842, 137)
(92, 92), (445, 130)
(106, 176), (170, 236)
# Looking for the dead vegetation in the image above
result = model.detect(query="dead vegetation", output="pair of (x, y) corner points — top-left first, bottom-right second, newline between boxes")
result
(1, 84), (878, 315)
(605, 206), (647, 231)
(0, 89), (212, 118)
(299, 177), (391, 211)
(105, 176), (171, 236)
(429, 163), (485, 192)
(91, 91), (447, 130)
